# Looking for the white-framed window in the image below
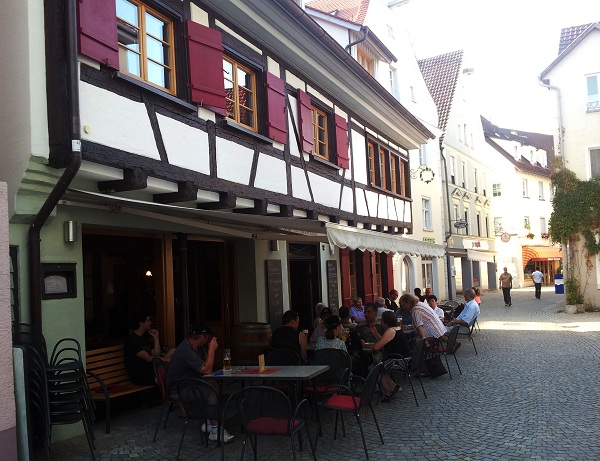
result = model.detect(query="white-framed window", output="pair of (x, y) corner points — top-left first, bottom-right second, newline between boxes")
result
(461, 161), (467, 188)
(464, 208), (469, 234)
(540, 217), (547, 233)
(389, 68), (398, 98)
(587, 74), (600, 112)
(483, 172), (487, 196)
(476, 212), (481, 236)
(450, 156), (456, 184)
(419, 144), (428, 166)
(492, 183), (501, 197)
(474, 169), (478, 194)
(422, 198), (432, 230)
(454, 204), (460, 227)
(464, 124), (469, 146)
(538, 181), (544, 200)
(590, 148), (600, 178)
(485, 214), (490, 237)
(493, 217), (502, 234)
(410, 85), (416, 103)
(522, 179), (529, 198)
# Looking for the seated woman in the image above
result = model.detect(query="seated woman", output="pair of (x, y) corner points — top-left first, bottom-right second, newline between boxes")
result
(472, 286), (482, 306)
(315, 316), (347, 351)
(362, 310), (410, 402)
(339, 306), (353, 326)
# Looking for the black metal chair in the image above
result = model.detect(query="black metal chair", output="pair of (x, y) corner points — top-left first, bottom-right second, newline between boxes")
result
(317, 362), (384, 460)
(429, 326), (462, 379)
(233, 385), (316, 461)
(151, 358), (176, 442)
(265, 348), (302, 366)
(458, 316), (479, 355)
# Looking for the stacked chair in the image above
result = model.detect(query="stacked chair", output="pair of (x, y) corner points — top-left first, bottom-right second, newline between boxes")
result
(12, 323), (96, 460)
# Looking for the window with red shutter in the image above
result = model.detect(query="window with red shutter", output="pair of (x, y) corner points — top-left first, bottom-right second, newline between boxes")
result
(265, 72), (287, 144)
(186, 20), (226, 115)
(297, 89), (314, 154)
(77, 0), (119, 69)
(335, 114), (349, 169)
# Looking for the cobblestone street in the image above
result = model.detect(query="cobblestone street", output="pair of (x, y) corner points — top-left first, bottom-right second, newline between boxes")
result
(37, 288), (600, 461)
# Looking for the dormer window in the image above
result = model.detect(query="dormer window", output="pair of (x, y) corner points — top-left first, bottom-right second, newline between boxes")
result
(357, 48), (374, 76)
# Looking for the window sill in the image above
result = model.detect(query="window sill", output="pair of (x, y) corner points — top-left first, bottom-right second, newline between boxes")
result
(310, 154), (341, 171)
(368, 183), (410, 200)
(221, 119), (275, 144)
(114, 72), (197, 112)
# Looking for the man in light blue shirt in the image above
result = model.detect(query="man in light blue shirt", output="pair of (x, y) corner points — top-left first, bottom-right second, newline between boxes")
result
(447, 288), (480, 328)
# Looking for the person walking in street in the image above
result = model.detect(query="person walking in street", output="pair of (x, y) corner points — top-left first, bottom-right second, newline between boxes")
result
(499, 267), (513, 306)
(531, 267), (544, 299)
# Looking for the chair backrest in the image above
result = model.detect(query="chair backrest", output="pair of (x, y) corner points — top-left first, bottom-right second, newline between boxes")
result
(235, 386), (293, 433)
(177, 378), (220, 421)
(153, 358), (169, 401)
(313, 348), (352, 385)
(12, 322), (48, 361)
(358, 362), (383, 410)
(265, 348), (301, 366)
(50, 338), (83, 366)
(410, 339), (426, 373)
(446, 326), (460, 353)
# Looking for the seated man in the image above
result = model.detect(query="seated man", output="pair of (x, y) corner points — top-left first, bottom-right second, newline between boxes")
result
(426, 295), (445, 321)
(271, 310), (308, 363)
(124, 313), (174, 386)
(350, 296), (366, 324)
(447, 288), (480, 328)
(396, 298), (414, 332)
(167, 323), (234, 443)
(385, 289), (399, 312)
(375, 297), (393, 322)
(356, 303), (384, 343)
(400, 294), (447, 342)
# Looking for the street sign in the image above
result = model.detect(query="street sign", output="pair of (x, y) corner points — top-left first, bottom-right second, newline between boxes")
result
(501, 232), (511, 242)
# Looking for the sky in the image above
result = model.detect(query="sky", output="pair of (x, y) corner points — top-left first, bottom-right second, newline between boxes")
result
(400, 0), (600, 134)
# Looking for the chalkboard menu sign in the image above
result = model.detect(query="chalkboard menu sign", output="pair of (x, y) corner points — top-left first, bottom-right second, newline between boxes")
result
(326, 260), (339, 312)
(266, 260), (284, 327)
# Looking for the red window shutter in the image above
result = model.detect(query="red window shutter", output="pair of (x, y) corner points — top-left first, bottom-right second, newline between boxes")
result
(265, 72), (287, 144)
(339, 248), (352, 307)
(186, 20), (226, 115)
(77, 0), (119, 69)
(362, 251), (375, 303)
(297, 89), (314, 154)
(335, 114), (349, 169)
(385, 253), (394, 294)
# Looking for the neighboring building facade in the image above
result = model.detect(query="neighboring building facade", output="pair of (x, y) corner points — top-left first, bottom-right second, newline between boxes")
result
(481, 117), (559, 288)
(419, 51), (497, 295)
(305, 0), (448, 299)
(540, 22), (600, 305)
(2, 0), (438, 395)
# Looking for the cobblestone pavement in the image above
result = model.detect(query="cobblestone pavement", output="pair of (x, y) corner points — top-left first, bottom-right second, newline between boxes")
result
(36, 288), (600, 460)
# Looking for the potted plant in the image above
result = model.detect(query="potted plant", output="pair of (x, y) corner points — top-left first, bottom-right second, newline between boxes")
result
(527, 233), (535, 239)
(541, 232), (549, 239)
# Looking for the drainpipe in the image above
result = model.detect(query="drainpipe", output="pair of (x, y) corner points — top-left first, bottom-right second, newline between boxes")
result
(538, 77), (568, 285)
(440, 140), (455, 300)
(29, 0), (82, 327)
(344, 26), (369, 53)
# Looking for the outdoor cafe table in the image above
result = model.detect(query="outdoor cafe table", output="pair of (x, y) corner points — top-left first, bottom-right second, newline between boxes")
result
(205, 364), (330, 460)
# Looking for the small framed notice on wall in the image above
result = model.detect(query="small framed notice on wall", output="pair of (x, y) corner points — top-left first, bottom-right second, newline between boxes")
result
(41, 263), (77, 299)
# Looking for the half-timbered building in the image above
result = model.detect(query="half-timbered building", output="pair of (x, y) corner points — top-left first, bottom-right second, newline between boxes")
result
(3, 0), (439, 411)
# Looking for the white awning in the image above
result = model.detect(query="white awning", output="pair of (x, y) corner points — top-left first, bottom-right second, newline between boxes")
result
(326, 223), (445, 257)
(467, 249), (496, 263)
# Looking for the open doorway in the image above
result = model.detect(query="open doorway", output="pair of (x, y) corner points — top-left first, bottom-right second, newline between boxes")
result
(288, 243), (320, 332)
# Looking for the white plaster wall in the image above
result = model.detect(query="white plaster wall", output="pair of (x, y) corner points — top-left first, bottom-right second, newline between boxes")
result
(0, 0), (49, 218)
(80, 83), (160, 160)
(377, 195), (389, 219)
(254, 155), (287, 194)
(351, 130), (368, 186)
(216, 137), (253, 184)
(356, 189), (368, 216)
(190, 4), (209, 26)
(157, 114), (210, 174)
(0, 183), (16, 433)
(308, 172), (341, 208)
(364, 190), (379, 217)
(340, 185), (354, 213)
(291, 166), (311, 200)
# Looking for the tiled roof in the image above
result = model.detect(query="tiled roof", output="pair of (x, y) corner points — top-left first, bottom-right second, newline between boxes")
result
(305, 0), (370, 25)
(480, 116), (554, 177)
(558, 23), (594, 55)
(418, 50), (463, 134)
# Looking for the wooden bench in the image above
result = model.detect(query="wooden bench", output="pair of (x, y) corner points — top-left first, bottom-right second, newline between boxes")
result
(86, 344), (155, 434)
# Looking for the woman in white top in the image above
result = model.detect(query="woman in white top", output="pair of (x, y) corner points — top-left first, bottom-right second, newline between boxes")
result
(315, 316), (347, 351)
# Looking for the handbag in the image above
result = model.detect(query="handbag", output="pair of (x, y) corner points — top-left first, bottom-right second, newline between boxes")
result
(424, 355), (448, 379)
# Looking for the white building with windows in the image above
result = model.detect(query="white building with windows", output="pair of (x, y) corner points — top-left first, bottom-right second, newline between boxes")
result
(305, 0), (448, 298)
(481, 117), (559, 288)
(540, 22), (600, 304)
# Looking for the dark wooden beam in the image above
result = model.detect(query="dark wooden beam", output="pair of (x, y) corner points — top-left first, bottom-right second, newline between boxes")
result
(277, 204), (294, 217)
(98, 168), (147, 193)
(154, 181), (198, 204)
(329, 215), (340, 224)
(306, 209), (318, 220)
(197, 191), (237, 210)
(234, 199), (268, 215)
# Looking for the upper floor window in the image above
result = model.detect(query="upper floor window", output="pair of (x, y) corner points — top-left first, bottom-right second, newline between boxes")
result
(419, 144), (427, 166)
(357, 48), (374, 76)
(450, 156), (456, 184)
(312, 106), (329, 160)
(422, 198), (432, 230)
(538, 181), (544, 200)
(522, 179), (529, 198)
(367, 139), (408, 196)
(223, 56), (257, 131)
(117, 0), (176, 93)
(473, 168), (478, 194)
(492, 183), (501, 197)
(587, 75), (600, 112)
(461, 161), (467, 188)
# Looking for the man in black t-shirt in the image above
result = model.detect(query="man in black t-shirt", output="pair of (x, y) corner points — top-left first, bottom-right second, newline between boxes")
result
(271, 310), (307, 363)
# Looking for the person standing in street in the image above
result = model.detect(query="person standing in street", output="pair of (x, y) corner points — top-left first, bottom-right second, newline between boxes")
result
(499, 267), (513, 306)
(531, 267), (544, 299)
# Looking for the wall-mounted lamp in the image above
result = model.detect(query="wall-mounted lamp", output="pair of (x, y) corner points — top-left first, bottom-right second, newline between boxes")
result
(64, 221), (78, 243)
(410, 165), (435, 184)
(145, 270), (153, 277)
